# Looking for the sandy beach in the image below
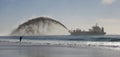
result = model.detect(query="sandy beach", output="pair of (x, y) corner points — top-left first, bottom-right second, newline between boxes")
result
(0, 44), (120, 57)
(0, 36), (120, 57)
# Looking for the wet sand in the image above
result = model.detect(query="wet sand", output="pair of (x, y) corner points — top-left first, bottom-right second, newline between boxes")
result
(0, 45), (120, 57)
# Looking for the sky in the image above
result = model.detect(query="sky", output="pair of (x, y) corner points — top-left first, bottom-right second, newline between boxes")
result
(0, 0), (120, 35)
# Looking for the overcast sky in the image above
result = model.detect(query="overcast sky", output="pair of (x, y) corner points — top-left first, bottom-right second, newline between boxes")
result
(0, 0), (120, 35)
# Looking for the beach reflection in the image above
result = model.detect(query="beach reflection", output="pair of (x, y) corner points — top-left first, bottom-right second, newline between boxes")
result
(0, 45), (120, 57)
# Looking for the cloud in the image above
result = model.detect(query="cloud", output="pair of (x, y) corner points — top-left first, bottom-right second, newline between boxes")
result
(101, 0), (116, 5)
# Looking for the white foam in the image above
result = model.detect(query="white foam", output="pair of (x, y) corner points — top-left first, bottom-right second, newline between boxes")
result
(1, 39), (120, 50)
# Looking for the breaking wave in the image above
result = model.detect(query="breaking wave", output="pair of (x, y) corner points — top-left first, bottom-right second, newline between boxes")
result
(1, 36), (120, 50)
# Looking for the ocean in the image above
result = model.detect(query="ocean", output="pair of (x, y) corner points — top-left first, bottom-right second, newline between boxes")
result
(0, 35), (120, 57)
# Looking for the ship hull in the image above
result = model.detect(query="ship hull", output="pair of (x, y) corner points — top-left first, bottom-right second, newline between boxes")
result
(70, 32), (106, 35)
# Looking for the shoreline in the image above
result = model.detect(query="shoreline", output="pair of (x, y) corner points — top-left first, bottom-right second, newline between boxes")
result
(0, 40), (120, 51)
(0, 43), (120, 57)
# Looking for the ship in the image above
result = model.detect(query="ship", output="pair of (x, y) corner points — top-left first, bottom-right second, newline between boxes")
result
(69, 24), (106, 35)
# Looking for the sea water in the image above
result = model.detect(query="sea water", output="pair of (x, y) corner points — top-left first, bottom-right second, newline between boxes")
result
(1, 35), (120, 48)
(0, 35), (120, 57)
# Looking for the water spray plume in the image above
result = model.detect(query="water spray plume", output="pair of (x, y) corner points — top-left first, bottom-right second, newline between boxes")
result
(11, 17), (69, 36)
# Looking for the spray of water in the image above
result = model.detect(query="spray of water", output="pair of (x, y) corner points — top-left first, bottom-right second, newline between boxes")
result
(11, 17), (69, 36)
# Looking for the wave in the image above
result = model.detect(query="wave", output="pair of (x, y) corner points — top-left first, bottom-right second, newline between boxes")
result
(14, 35), (120, 42)
(1, 39), (120, 50)
(0, 35), (120, 50)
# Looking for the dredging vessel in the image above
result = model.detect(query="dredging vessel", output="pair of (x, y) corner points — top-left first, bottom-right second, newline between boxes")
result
(69, 24), (106, 35)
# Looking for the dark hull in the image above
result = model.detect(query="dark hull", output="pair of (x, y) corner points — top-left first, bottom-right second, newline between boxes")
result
(70, 32), (106, 35)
